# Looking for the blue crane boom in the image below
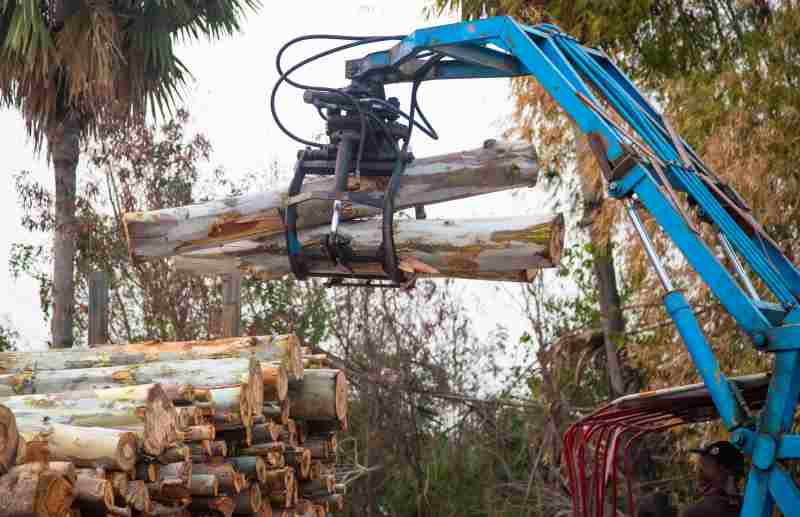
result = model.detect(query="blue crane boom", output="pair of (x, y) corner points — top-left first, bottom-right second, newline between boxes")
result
(272, 16), (800, 516)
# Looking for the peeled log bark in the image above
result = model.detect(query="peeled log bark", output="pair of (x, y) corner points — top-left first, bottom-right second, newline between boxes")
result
(5, 384), (178, 457)
(0, 335), (299, 377)
(210, 386), (253, 429)
(176, 213), (563, 282)
(0, 464), (74, 517)
(289, 370), (347, 424)
(17, 423), (138, 472)
(0, 359), (260, 403)
(0, 406), (19, 475)
(125, 140), (539, 260)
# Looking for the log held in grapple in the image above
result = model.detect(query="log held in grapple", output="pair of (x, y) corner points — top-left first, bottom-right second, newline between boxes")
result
(124, 140), (540, 260)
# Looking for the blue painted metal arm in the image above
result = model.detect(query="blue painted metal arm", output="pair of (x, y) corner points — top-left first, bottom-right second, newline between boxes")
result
(346, 15), (800, 516)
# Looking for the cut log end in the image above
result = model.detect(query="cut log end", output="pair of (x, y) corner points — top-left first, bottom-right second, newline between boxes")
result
(0, 405), (19, 474)
(143, 385), (179, 457)
(334, 371), (347, 423)
(41, 472), (74, 517)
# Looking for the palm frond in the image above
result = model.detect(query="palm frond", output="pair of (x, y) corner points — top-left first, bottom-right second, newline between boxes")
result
(0, 0), (259, 144)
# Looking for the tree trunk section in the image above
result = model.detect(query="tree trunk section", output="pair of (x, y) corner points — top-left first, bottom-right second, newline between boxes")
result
(17, 423), (137, 472)
(124, 140), (539, 259)
(6, 384), (178, 456)
(49, 113), (81, 349)
(0, 335), (300, 376)
(289, 370), (346, 424)
(0, 406), (19, 475)
(176, 214), (564, 282)
(226, 457), (267, 484)
(0, 464), (74, 517)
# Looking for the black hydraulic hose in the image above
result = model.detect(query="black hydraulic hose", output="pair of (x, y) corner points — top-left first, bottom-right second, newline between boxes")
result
(269, 34), (406, 161)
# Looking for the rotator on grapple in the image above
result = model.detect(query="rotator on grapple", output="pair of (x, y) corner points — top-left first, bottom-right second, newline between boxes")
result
(271, 34), (442, 288)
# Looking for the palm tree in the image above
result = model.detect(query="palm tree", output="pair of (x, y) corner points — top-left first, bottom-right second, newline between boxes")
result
(0, 0), (258, 347)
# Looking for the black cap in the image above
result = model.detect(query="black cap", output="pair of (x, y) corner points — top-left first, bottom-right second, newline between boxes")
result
(690, 441), (745, 472)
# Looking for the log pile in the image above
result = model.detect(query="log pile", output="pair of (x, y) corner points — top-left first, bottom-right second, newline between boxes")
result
(123, 140), (565, 282)
(0, 334), (348, 517)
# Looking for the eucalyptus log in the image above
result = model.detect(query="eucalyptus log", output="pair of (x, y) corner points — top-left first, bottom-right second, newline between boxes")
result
(226, 457), (267, 484)
(0, 464), (74, 517)
(284, 449), (310, 481)
(192, 464), (242, 494)
(239, 442), (285, 457)
(262, 365), (287, 403)
(0, 335), (299, 377)
(176, 213), (564, 282)
(189, 475), (219, 497)
(5, 384), (178, 456)
(0, 357), (257, 402)
(289, 370), (347, 425)
(233, 482), (262, 514)
(0, 406), (18, 475)
(263, 401), (290, 426)
(17, 424), (138, 472)
(125, 140), (539, 259)
(210, 386), (253, 429)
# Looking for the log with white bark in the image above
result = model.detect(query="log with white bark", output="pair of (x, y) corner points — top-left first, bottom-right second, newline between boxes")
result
(289, 370), (347, 425)
(175, 213), (564, 282)
(0, 464), (74, 517)
(5, 384), (178, 456)
(17, 423), (138, 472)
(0, 334), (300, 378)
(124, 140), (539, 259)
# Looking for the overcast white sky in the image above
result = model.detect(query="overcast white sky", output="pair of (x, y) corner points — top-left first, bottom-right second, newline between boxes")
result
(0, 0), (555, 351)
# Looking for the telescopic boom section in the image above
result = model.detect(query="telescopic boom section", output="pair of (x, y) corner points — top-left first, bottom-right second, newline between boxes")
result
(340, 14), (800, 517)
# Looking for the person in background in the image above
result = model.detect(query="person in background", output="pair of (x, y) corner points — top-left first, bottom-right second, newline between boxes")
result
(682, 441), (744, 517)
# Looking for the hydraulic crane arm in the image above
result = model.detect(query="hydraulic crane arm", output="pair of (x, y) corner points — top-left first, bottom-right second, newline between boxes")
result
(274, 16), (800, 516)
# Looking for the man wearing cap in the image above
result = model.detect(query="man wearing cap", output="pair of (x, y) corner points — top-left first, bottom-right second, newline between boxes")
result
(682, 441), (744, 517)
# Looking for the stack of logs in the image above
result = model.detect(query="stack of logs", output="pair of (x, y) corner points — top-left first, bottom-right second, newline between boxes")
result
(0, 334), (347, 517)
